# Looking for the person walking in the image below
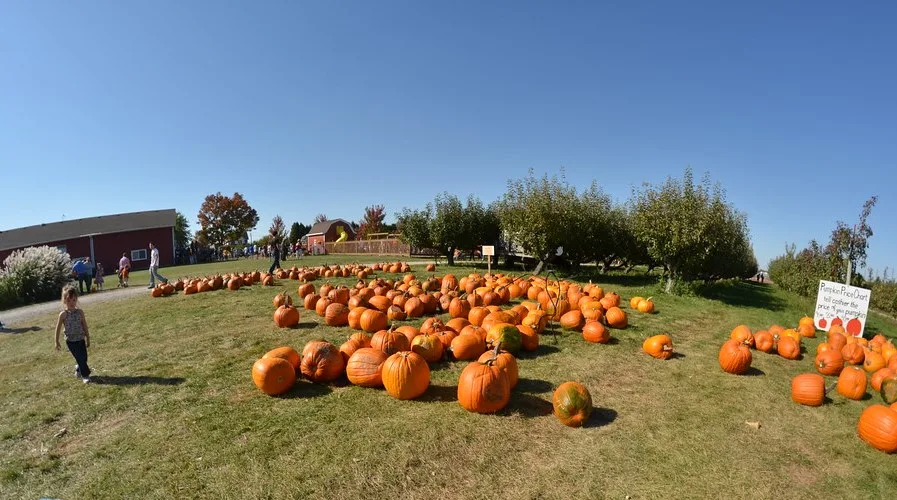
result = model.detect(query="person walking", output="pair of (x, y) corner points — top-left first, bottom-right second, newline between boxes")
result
(147, 242), (168, 289)
(94, 262), (105, 291)
(118, 252), (131, 287)
(71, 257), (92, 294)
(268, 240), (281, 274)
(54, 286), (92, 383)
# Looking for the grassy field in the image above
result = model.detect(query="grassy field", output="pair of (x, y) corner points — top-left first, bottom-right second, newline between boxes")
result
(2, 258), (896, 499)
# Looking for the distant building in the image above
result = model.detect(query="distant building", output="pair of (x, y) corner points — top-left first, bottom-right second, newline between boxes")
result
(305, 219), (355, 254)
(0, 209), (177, 272)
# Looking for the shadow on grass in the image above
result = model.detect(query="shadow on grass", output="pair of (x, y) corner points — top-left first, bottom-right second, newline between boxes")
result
(0, 326), (42, 335)
(506, 393), (554, 418)
(584, 407), (618, 428)
(293, 322), (318, 330)
(516, 378), (553, 394)
(418, 384), (457, 403)
(516, 344), (561, 359)
(581, 273), (660, 288)
(91, 375), (186, 386)
(699, 281), (787, 311)
(741, 367), (766, 376)
(278, 381), (332, 399)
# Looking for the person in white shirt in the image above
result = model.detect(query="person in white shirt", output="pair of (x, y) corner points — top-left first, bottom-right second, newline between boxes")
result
(147, 242), (168, 288)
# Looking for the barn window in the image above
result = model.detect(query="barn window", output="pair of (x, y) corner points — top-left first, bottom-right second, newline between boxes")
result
(131, 249), (148, 261)
(56, 245), (67, 254)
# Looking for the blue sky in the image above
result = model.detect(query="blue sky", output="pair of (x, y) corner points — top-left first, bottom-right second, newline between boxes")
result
(2, 1), (895, 275)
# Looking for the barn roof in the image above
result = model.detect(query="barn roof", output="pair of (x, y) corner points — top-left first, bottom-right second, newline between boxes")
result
(0, 209), (177, 251)
(306, 219), (354, 237)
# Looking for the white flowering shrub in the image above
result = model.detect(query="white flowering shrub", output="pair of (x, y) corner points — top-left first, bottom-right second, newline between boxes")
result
(0, 246), (72, 308)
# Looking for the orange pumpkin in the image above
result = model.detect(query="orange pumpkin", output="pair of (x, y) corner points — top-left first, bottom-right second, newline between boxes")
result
(262, 346), (301, 370)
(815, 349), (844, 376)
(791, 373), (826, 407)
(273, 304), (300, 328)
(836, 366), (867, 400)
(730, 325), (754, 348)
(776, 336), (801, 360)
(382, 351), (430, 400)
(643, 334), (674, 360)
(371, 327), (411, 355)
(457, 353), (510, 414)
(478, 349), (518, 389)
(857, 405), (897, 453)
(411, 334), (444, 363)
(251, 357), (296, 396)
(605, 307), (627, 329)
(346, 348), (388, 388)
(582, 321), (610, 344)
(719, 339), (752, 374)
(300, 341), (345, 383)
(753, 330), (774, 353)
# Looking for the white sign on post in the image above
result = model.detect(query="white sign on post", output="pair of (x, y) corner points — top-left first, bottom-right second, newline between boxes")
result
(482, 246), (495, 256)
(813, 280), (871, 337)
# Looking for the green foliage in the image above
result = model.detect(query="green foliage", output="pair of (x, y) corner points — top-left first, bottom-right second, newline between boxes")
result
(630, 168), (756, 292)
(396, 206), (433, 251)
(174, 211), (191, 249)
(398, 194), (499, 264)
(0, 246), (72, 309)
(824, 196), (877, 284)
(288, 222), (310, 244)
(196, 192), (260, 251)
(768, 242), (836, 297)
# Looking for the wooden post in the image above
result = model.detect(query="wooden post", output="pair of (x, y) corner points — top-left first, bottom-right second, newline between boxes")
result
(487, 255), (491, 275)
(846, 259), (852, 286)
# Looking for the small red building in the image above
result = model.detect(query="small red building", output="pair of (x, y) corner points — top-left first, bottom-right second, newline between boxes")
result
(305, 219), (355, 254)
(0, 209), (177, 273)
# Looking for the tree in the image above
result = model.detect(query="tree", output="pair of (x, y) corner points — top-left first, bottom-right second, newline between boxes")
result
(397, 206), (433, 254)
(825, 196), (878, 284)
(314, 214), (328, 224)
(356, 205), (386, 240)
(196, 192), (260, 253)
(269, 215), (286, 245)
(630, 168), (755, 292)
(289, 222), (310, 244)
(174, 211), (192, 250)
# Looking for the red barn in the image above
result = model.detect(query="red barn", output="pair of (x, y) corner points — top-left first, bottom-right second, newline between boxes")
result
(306, 219), (355, 254)
(0, 209), (177, 273)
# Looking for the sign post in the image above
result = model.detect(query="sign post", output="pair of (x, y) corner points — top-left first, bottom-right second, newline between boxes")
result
(813, 280), (871, 337)
(482, 245), (495, 275)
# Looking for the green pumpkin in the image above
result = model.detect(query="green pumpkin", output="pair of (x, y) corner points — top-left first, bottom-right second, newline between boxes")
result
(880, 377), (897, 405)
(486, 324), (522, 353)
(553, 381), (593, 427)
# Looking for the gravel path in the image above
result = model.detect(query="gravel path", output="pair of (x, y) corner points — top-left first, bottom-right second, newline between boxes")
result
(1, 285), (148, 331)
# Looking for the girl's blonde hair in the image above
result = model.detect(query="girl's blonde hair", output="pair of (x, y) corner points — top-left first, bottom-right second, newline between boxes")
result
(61, 285), (78, 305)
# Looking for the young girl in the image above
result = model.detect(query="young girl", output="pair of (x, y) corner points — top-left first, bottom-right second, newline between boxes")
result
(94, 262), (105, 291)
(54, 285), (91, 383)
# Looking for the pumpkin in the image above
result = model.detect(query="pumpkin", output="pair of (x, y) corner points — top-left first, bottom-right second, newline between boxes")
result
(815, 349), (844, 376)
(251, 357), (296, 396)
(776, 336), (801, 360)
(227, 278), (240, 291)
(730, 325), (754, 348)
(643, 334), (674, 360)
(798, 315), (815, 330)
(552, 381), (593, 428)
(871, 368), (896, 392)
(836, 366), (867, 400)
(485, 323), (522, 353)
(371, 327), (410, 355)
(605, 307), (627, 329)
(636, 298), (655, 314)
(478, 349), (518, 389)
(272, 292), (292, 309)
(841, 344), (865, 365)
(349, 332), (372, 348)
(857, 405), (897, 453)
(346, 348), (388, 388)
(411, 333), (444, 363)
(864, 350), (887, 373)
(395, 325), (420, 346)
(303, 293), (320, 311)
(719, 339), (752, 374)
(445, 317), (471, 334)
(582, 321), (610, 344)
(382, 351), (430, 400)
(827, 331), (847, 352)
(457, 350), (511, 414)
(791, 373), (828, 406)
(300, 341), (346, 383)
(262, 346), (301, 370)
(450, 333), (487, 361)
(273, 304), (300, 328)
(368, 295), (392, 312)
(754, 330), (774, 353)
(359, 309), (388, 333)
(629, 296), (644, 309)
(347, 307), (367, 330)
(517, 324), (540, 351)
(315, 297), (332, 317)
(297, 283), (315, 298)
(559, 310), (584, 331)
(797, 323), (816, 338)
(882, 377), (897, 405)
(339, 338), (365, 364)
(324, 303), (350, 326)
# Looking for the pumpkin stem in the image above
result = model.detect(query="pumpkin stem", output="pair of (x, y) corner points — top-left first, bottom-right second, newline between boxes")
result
(824, 381), (838, 394)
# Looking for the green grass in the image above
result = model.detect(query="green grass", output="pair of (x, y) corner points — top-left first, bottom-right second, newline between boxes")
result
(2, 260), (897, 499)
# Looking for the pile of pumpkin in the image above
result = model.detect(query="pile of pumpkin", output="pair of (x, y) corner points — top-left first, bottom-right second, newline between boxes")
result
(272, 263), (377, 281)
(719, 317), (897, 453)
(150, 270), (275, 297)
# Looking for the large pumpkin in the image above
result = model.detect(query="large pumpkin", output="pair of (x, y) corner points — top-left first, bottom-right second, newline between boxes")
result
(300, 341), (346, 383)
(478, 349), (518, 389)
(251, 357), (296, 396)
(643, 334), (674, 360)
(485, 323), (522, 353)
(604, 307), (627, 329)
(836, 366), (867, 400)
(324, 303), (350, 326)
(857, 405), (897, 453)
(382, 351), (430, 400)
(360, 309), (388, 333)
(719, 339), (752, 375)
(411, 333), (444, 363)
(450, 333), (487, 361)
(730, 325), (754, 347)
(371, 327), (410, 355)
(346, 348), (388, 388)
(552, 381), (593, 427)
(262, 346), (300, 370)
(457, 355), (511, 414)
(582, 321), (610, 344)
(273, 304), (300, 328)
(791, 373), (826, 406)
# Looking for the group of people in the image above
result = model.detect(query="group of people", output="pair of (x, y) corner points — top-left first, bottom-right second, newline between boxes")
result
(69, 242), (168, 294)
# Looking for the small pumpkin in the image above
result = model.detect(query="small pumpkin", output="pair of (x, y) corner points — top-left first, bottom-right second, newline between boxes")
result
(559, 310), (584, 331)
(324, 303), (350, 326)
(450, 333), (487, 361)
(371, 327), (411, 355)
(636, 298), (655, 314)
(273, 304), (300, 328)
(753, 330), (774, 353)
(272, 292), (293, 309)
(776, 336), (801, 360)
(643, 334), (674, 360)
(719, 339), (752, 374)
(841, 343), (865, 365)
(262, 346), (301, 370)
(604, 307), (627, 329)
(478, 348), (518, 389)
(871, 368), (896, 392)
(360, 309), (388, 333)
(552, 381), (593, 428)
(485, 323), (523, 353)
(411, 333), (444, 363)
(730, 325), (754, 348)
(881, 377), (897, 405)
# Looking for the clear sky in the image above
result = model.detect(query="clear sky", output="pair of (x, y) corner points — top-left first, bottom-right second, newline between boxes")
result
(2, 1), (895, 275)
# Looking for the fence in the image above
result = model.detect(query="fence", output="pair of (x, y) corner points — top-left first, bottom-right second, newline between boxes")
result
(325, 238), (410, 255)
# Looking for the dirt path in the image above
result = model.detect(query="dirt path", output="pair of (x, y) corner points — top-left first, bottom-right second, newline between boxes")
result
(1, 285), (147, 330)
